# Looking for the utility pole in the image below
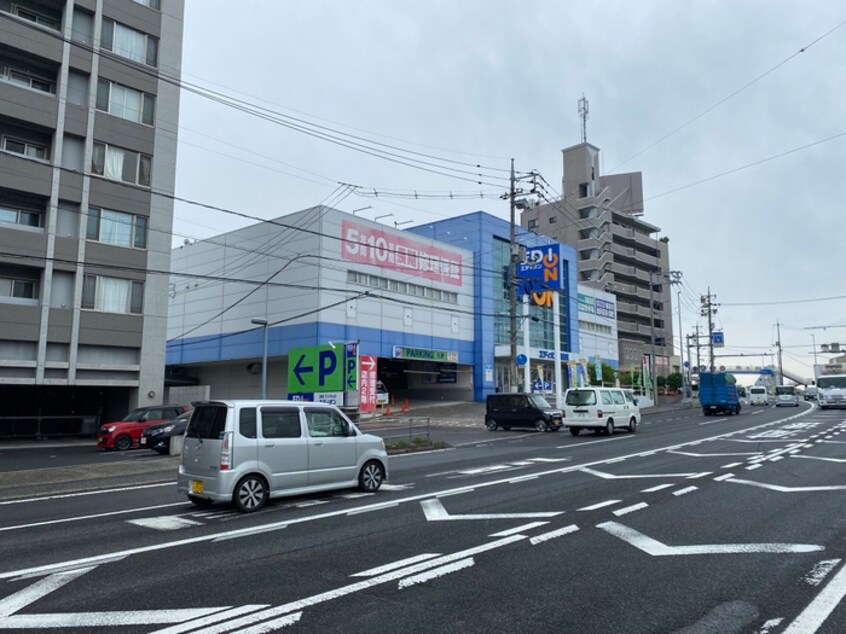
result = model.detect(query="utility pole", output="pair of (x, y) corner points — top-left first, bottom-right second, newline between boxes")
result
(701, 289), (717, 371)
(694, 325), (702, 372)
(509, 158), (517, 391)
(648, 269), (659, 404)
(775, 320), (784, 385)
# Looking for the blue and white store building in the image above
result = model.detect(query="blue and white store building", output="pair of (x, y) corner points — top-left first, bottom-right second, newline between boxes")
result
(575, 286), (619, 373)
(166, 206), (580, 403)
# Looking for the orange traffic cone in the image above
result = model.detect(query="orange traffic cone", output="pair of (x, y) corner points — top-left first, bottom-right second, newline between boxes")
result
(385, 404), (391, 416)
(401, 399), (409, 413)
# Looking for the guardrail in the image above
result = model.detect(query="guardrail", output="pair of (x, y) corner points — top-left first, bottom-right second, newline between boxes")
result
(358, 416), (431, 443)
(0, 415), (99, 438)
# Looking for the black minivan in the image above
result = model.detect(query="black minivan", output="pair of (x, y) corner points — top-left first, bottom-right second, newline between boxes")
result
(485, 393), (563, 432)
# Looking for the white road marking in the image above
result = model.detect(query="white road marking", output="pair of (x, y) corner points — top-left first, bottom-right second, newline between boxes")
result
(379, 484), (413, 491)
(398, 558), (474, 589)
(507, 474), (540, 484)
(720, 462), (743, 468)
(769, 456), (785, 462)
(351, 554), (442, 578)
(782, 560), (846, 634)
(489, 521), (549, 537)
(598, 521), (824, 555)
(0, 482), (173, 506)
(0, 502), (186, 534)
(713, 473), (734, 482)
(126, 516), (203, 531)
(457, 465), (518, 475)
(0, 567), (93, 617)
(640, 483), (674, 493)
(528, 457), (571, 463)
(613, 502), (649, 516)
(803, 559), (842, 586)
(751, 410), (764, 415)
(577, 500), (622, 511)
(581, 467), (699, 479)
(790, 455), (846, 463)
(530, 524), (580, 545)
(150, 605), (271, 634)
(670, 451), (758, 458)
(726, 478), (846, 492)
(225, 611), (302, 633)
(699, 418), (727, 425)
(606, 457), (625, 463)
(346, 502), (399, 516)
(555, 435), (635, 449)
(452, 433), (535, 447)
(756, 617), (784, 633)
(746, 464), (763, 471)
(686, 472), (712, 479)
(420, 498), (561, 521)
(295, 500), (330, 508)
(673, 486), (698, 496)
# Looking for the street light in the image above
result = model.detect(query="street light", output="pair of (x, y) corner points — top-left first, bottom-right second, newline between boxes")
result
(251, 318), (269, 399)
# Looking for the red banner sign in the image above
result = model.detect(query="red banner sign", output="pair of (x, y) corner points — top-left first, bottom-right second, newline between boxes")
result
(359, 355), (378, 413)
(341, 220), (462, 286)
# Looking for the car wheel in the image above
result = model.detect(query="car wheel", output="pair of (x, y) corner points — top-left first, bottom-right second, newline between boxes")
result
(628, 417), (637, 433)
(569, 427), (581, 436)
(188, 495), (214, 508)
(534, 419), (548, 433)
(486, 419), (498, 431)
(114, 435), (132, 451)
(358, 460), (384, 492)
(605, 420), (614, 436)
(233, 475), (268, 513)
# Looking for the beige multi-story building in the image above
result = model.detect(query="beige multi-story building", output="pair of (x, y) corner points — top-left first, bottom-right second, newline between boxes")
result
(0, 0), (184, 434)
(521, 142), (674, 376)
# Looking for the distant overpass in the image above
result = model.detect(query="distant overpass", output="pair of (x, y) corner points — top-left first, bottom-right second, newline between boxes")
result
(691, 365), (812, 385)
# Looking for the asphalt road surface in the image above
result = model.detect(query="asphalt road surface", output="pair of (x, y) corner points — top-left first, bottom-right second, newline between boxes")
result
(0, 402), (844, 633)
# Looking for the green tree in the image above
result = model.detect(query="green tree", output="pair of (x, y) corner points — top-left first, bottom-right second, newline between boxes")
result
(665, 372), (683, 391)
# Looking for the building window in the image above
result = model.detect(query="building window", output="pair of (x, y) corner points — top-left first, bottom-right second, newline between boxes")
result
(91, 142), (152, 186)
(2, 136), (48, 160)
(81, 275), (143, 314)
(578, 183), (589, 198)
(1, 65), (55, 93)
(11, 4), (60, 30)
(0, 203), (41, 228)
(132, 0), (161, 9)
(0, 276), (37, 299)
(527, 219), (537, 230)
(101, 19), (158, 67)
(96, 78), (155, 125)
(549, 216), (557, 224)
(86, 207), (147, 248)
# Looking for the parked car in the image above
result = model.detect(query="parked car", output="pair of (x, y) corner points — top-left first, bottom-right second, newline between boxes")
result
(562, 387), (641, 436)
(774, 385), (800, 407)
(748, 386), (769, 406)
(97, 405), (190, 451)
(376, 381), (390, 405)
(178, 400), (388, 512)
(140, 410), (193, 454)
(484, 393), (563, 432)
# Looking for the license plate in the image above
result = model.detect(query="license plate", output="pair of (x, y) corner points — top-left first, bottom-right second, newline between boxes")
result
(140, 437), (147, 445)
(190, 480), (204, 494)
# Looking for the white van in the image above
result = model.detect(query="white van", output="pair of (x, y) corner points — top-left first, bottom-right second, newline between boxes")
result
(178, 400), (389, 512)
(748, 386), (769, 406)
(563, 387), (641, 436)
(774, 385), (800, 407)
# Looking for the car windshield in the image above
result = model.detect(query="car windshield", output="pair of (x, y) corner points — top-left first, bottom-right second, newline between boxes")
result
(775, 386), (795, 395)
(123, 408), (148, 421)
(750, 388), (766, 394)
(528, 395), (552, 408)
(817, 376), (846, 389)
(565, 390), (597, 406)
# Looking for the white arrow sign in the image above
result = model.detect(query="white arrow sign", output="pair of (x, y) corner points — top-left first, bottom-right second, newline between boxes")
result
(598, 521), (824, 556)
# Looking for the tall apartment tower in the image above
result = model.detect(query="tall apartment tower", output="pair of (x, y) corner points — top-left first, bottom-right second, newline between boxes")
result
(0, 0), (184, 432)
(522, 143), (674, 375)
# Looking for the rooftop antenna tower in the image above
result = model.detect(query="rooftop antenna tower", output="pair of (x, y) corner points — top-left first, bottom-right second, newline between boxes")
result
(578, 94), (589, 143)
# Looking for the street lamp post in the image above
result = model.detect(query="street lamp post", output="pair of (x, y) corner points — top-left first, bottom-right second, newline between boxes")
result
(251, 318), (269, 400)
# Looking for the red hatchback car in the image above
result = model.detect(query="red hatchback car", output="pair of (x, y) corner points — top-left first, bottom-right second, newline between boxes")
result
(97, 405), (190, 451)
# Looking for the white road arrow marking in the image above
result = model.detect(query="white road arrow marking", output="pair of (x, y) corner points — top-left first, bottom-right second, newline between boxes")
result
(127, 516), (203, 531)
(420, 498), (561, 521)
(0, 568), (93, 617)
(597, 521), (824, 555)
(727, 478), (846, 492)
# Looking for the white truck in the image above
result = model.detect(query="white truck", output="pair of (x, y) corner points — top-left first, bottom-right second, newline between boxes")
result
(813, 363), (846, 409)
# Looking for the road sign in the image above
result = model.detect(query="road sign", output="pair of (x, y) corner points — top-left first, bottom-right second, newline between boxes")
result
(760, 368), (774, 375)
(288, 345), (344, 394)
(360, 355), (377, 413)
(712, 331), (725, 347)
(516, 354), (528, 366)
(344, 342), (358, 391)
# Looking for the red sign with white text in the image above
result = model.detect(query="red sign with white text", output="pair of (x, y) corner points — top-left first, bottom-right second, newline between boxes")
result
(360, 355), (378, 413)
(341, 220), (462, 286)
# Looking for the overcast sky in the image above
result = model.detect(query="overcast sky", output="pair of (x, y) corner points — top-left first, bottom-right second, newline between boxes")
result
(172, 0), (846, 381)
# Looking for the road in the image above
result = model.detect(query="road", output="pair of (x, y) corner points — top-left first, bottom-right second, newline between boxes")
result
(0, 403), (844, 633)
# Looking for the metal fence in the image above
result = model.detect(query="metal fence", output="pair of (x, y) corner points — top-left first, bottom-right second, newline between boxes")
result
(358, 416), (431, 444)
(0, 415), (99, 438)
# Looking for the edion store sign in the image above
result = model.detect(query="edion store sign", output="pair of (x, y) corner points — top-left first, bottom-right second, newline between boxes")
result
(341, 220), (462, 286)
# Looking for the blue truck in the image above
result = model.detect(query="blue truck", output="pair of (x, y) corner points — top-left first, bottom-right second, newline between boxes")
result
(698, 371), (741, 416)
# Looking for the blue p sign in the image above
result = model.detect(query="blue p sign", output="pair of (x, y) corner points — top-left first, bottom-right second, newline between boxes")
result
(318, 350), (337, 386)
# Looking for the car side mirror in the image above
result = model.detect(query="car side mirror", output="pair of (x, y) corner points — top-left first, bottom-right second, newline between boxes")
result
(633, 399), (638, 406)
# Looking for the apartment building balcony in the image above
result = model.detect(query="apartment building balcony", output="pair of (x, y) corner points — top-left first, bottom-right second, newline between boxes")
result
(0, 13), (64, 64)
(579, 250), (613, 271)
(613, 280), (652, 302)
(617, 300), (652, 319)
(610, 241), (659, 268)
(618, 320), (665, 340)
